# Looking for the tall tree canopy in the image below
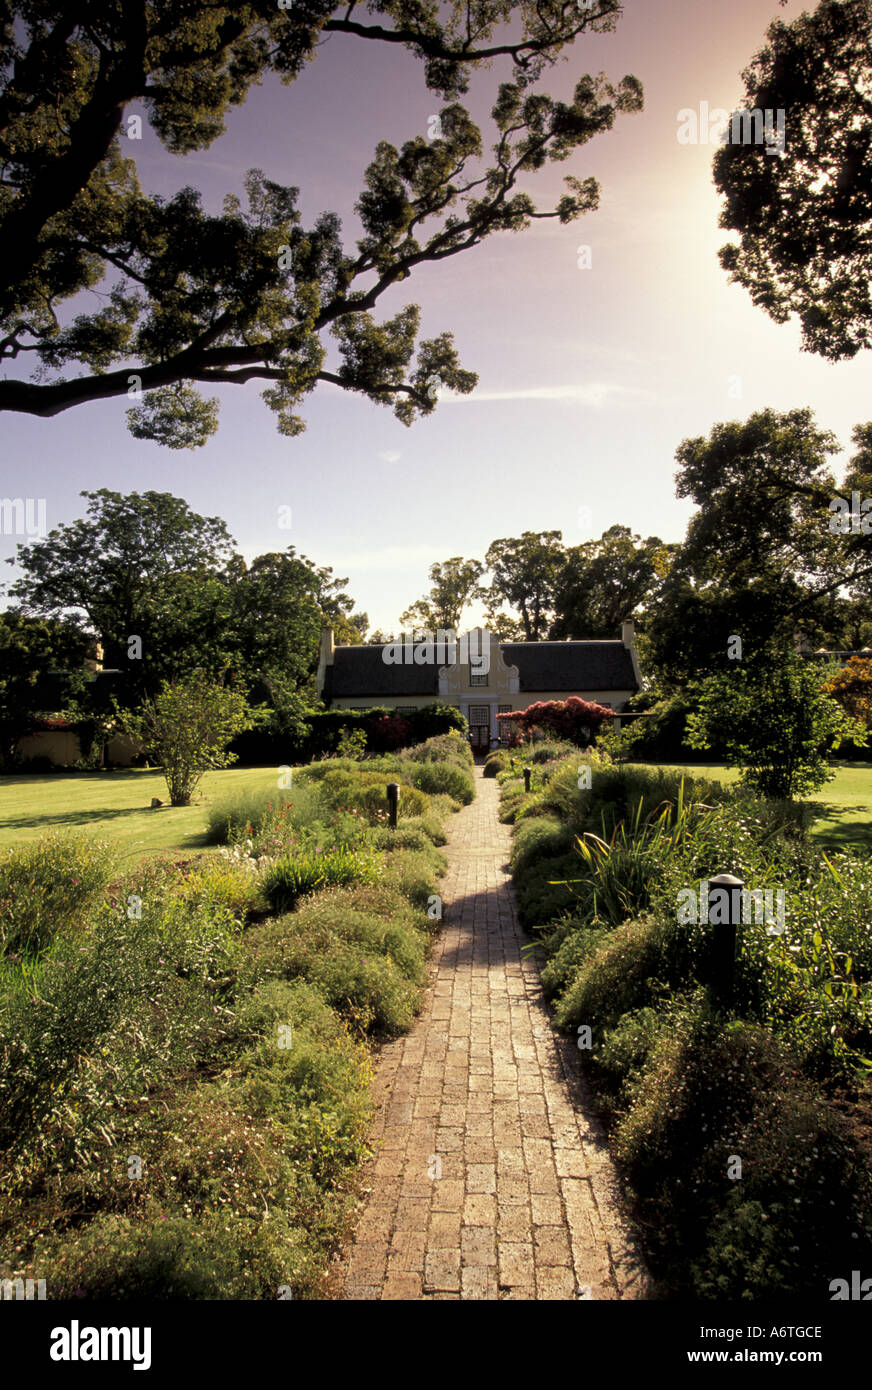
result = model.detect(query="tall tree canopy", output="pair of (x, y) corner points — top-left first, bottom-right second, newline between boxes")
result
(400, 555), (484, 631)
(715, 0), (872, 361)
(8, 489), (235, 680)
(0, 0), (641, 445)
(232, 547), (364, 694)
(484, 529), (564, 640)
(5, 489), (365, 700)
(644, 408), (862, 686)
(549, 524), (672, 639)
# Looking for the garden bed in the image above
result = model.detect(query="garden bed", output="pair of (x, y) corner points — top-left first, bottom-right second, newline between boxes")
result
(500, 746), (872, 1298)
(0, 734), (474, 1299)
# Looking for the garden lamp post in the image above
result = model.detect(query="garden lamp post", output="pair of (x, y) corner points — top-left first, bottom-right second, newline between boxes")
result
(706, 873), (744, 1008)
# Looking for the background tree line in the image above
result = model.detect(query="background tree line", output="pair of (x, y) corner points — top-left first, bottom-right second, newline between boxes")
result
(5, 401), (872, 766)
(0, 487), (367, 763)
(393, 406), (872, 760)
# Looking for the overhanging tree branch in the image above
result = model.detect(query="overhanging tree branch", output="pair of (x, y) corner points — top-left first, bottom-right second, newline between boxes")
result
(0, 1), (640, 443)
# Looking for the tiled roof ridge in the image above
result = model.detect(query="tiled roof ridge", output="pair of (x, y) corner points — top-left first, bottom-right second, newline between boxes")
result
(333, 638), (625, 649)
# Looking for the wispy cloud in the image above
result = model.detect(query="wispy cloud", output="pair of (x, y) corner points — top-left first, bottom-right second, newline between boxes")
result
(440, 382), (657, 407)
(317, 379), (656, 409)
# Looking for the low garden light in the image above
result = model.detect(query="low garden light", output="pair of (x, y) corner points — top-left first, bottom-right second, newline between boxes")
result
(706, 873), (744, 1008)
(386, 781), (400, 829)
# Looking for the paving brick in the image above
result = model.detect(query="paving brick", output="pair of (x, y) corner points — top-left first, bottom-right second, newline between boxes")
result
(497, 1200), (531, 1245)
(461, 1267), (499, 1300)
(341, 769), (647, 1302)
(498, 1242), (534, 1288)
(555, 1149), (590, 1179)
(462, 1192), (497, 1226)
(382, 1274), (423, 1300)
(466, 1162), (497, 1194)
(429, 1212), (462, 1249)
(534, 1225), (572, 1267)
(429, 1179), (465, 1213)
(424, 1250), (461, 1293)
(531, 1194), (563, 1226)
(461, 1226), (497, 1266)
(536, 1267), (577, 1300)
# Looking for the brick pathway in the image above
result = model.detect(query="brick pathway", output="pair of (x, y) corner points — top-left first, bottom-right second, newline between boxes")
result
(341, 767), (648, 1300)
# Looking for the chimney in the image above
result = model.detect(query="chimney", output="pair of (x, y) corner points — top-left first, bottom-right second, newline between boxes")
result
(84, 640), (104, 676)
(316, 627), (335, 702)
(621, 618), (644, 693)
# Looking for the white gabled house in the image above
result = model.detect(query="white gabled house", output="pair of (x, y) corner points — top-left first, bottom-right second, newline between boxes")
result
(316, 621), (644, 753)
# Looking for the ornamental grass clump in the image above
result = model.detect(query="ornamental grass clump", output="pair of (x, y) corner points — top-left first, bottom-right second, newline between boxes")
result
(261, 843), (381, 913)
(205, 785), (325, 846)
(0, 833), (114, 959)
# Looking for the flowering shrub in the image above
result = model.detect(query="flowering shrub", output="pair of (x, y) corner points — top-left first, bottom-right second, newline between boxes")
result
(497, 696), (613, 747)
(399, 731), (473, 767)
(334, 726), (368, 758)
(179, 854), (265, 920)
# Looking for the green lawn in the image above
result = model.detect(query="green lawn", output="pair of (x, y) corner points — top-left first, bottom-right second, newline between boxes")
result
(0, 766), (283, 863)
(654, 760), (872, 851)
(4, 759), (872, 864)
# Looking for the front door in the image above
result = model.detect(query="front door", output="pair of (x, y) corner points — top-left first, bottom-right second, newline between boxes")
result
(469, 705), (491, 754)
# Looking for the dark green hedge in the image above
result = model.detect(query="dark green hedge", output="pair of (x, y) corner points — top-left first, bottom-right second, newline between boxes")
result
(230, 702), (467, 765)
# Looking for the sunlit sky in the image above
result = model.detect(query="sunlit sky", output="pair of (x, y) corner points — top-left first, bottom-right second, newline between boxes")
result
(2, 0), (868, 634)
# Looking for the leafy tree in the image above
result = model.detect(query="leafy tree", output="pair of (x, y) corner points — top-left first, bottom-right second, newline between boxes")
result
(0, 1), (642, 445)
(645, 409), (848, 688)
(608, 686), (697, 764)
(115, 672), (254, 805)
(250, 670), (311, 744)
(825, 598), (872, 650)
(400, 556), (484, 632)
(231, 549), (328, 692)
(7, 492), (365, 704)
(823, 654), (872, 728)
(550, 525), (673, 639)
(715, 0), (872, 360)
(480, 610), (526, 641)
(485, 530), (565, 640)
(834, 421), (872, 610)
(686, 646), (861, 799)
(0, 610), (88, 765)
(311, 565), (368, 648)
(8, 489), (235, 686)
(232, 547), (364, 702)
